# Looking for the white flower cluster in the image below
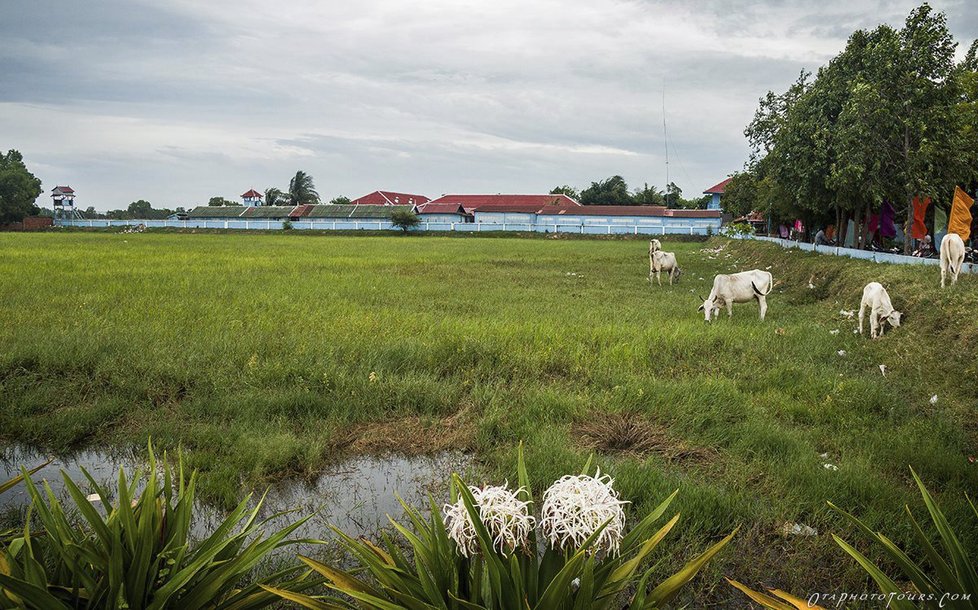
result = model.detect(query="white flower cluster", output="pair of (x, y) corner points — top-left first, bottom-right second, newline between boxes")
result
(539, 471), (628, 556)
(443, 484), (535, 557)
(443, 470), (629, 558)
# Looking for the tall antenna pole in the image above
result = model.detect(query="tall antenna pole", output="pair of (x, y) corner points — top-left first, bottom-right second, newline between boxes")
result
(662, 89), (670, 207)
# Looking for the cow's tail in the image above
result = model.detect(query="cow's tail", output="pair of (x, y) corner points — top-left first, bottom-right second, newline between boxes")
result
(752, 280), (772, 297)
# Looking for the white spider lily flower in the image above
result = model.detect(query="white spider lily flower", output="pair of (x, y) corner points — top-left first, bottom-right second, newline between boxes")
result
(443, 484), (534, 557)
(540, 470), (628, 556)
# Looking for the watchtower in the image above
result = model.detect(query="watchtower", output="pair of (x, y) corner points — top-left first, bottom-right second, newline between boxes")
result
(51, 186), (81, 218)
(241, 189), (263, 206)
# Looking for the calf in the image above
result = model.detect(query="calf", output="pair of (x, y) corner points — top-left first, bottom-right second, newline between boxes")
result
(858, 282), (902, 339)
(698, 270), (773, 321)
(940, 233), (965, 288)
(649, 250), (681, 285)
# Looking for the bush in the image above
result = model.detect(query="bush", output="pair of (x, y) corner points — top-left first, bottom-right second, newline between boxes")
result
(390, 209), (420, 233)
(283, 220), (294, 230)
(265, 446), (736, 609)
(0, 444), (317, 609)
(719, 221), (754, 238)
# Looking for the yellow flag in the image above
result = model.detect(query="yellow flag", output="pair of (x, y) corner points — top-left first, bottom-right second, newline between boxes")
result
(948, 186), (974, 241)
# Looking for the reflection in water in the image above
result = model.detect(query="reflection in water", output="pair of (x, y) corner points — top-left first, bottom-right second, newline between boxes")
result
(0, 446), (473, 545)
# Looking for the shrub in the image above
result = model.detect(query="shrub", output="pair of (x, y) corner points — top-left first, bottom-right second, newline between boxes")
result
(390, 209), (420, 233)
(0, 444), (318, 609)
(283, 220), (294, 230)
(728, 467), (978, 609)
(719, 221), (754, 238)
(264, 446), (736, 609)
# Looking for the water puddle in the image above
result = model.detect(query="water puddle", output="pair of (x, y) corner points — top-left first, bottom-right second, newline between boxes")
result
(0, 445), (473, 544)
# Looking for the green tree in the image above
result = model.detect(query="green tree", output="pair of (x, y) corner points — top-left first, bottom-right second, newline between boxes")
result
(390, 208), (420, 232)
(549, 185), (580, 200)
(664, 182), (683, 208)
(264, 187), (287, 206)
(579, 175), (631, 205)
(128, 200), (154, 217)
(207, 196), (239, 206)
(288, 171), (320, 205)
(719, 172), (757, 218)
(0, 150), (42, 224)
(631, 183), (664, 206)
(329, 196), (351, 205)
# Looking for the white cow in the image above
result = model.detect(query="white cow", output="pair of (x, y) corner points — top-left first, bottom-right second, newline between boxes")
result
(649, 250), (681, 285)
(649, 239), (662, 254)
(698, 270), (773, 321)
(858, 282), (902, 339)
(940, 233), (965, 288)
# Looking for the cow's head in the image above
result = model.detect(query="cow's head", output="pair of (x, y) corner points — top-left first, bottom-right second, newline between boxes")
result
(673, 267), (682, 283)
(697, 295), (720, 322)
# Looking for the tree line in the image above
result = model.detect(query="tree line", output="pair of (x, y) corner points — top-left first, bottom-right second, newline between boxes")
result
(721, 3), (978, 251)
(550, 176), (711, 208)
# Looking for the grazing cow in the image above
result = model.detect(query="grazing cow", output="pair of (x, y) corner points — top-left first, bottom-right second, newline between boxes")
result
(649, 239), (662, 254)
(698, 270), (773, 322)
(940, 233), (965, 288)
(649, 250), (681, 285)
(858, 282), (902, 339)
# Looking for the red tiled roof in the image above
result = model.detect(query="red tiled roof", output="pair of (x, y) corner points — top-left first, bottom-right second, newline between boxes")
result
(429, 194), (582, 211)
(541, 205), (669, 217)
(241, 189), (262, 199)
(703, 178), (733, 195)
(417, 202), (467, 215)
(52, 186), (74, 194)
(352, 191), (431, 206)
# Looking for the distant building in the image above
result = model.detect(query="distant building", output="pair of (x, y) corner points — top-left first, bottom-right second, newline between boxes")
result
(427, 194), (581, 214)
(703, 178), (732, 211)
(241, 189), (264, 206)
(416, 202), (471, 224)
(351, 191), (430, 206)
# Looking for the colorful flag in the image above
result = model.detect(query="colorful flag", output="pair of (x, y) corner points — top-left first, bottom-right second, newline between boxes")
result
(934, 205), (948, 234)
(911, 196), (930, 239)
(949, 186), (974, 241)
(879, 200), (896, 238)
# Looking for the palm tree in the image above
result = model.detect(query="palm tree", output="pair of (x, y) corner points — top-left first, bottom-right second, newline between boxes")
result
(288, 171), (319, 205)
(264, 187), (287, 206)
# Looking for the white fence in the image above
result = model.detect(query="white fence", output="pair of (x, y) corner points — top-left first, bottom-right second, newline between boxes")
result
(740, 235), (976, 274)
(54, 218), (717, 236)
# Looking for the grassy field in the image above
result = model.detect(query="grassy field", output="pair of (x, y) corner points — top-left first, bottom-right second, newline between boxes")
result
(1, 230), (976, 603)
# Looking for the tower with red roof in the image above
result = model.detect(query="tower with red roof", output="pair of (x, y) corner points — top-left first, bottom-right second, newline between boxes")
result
(241, 189), (263, 206)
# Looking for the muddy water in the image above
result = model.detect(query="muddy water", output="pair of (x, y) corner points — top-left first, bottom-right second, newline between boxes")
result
(0, 445), (473, 543)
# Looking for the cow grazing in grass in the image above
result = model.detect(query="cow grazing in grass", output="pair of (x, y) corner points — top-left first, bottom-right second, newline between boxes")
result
(649, 250), (681, 285)
(698, 270), (773, 321)
(858, 282), (902, 339)
(940, 233), (965, 288)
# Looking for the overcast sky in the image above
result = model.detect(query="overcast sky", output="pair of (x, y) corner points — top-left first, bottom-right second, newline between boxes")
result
(1, 0), (975, 211)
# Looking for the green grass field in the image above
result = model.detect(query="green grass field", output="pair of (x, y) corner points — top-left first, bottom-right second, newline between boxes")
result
(1, 230), (976, 602)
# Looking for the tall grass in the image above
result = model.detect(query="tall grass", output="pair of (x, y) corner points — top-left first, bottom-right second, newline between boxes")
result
(0, 231), (975, 602)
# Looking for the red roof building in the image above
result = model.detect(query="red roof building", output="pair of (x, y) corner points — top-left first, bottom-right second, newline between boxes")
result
(703, 178), (733, 211)
(352, 191), (430, 206)
(703, 178), (732, 195)
(241, 189), (262, 199)
(416, 202), (467, 215)
(427, 194), (581, 213)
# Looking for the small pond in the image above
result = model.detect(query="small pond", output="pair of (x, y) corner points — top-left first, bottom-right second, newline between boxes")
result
(0, 445), (473, 544)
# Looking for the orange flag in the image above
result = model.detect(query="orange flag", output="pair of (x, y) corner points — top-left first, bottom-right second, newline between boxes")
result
(911, 196), (930, 239)
(949, 186), (974, 241)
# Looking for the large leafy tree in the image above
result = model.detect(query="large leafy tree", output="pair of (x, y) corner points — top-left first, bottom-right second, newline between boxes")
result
(579, 175), (632, 205)
(0, 149), (42, 224)
(740, 3), (969, 248)
(288, 171), (319, 205)
(207, 196), (240, 207)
